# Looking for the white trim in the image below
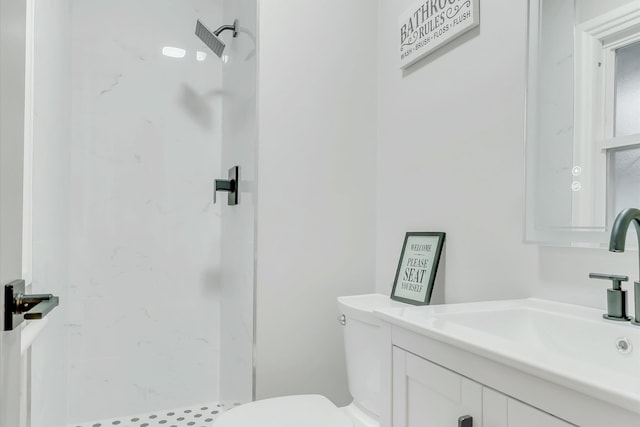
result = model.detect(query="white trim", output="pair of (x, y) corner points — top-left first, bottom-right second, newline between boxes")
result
(598, 133), (640, 152)
(21, 3), (34, 426)
(602, 35), (640, 142)
(524, 0), (541, 242)
(22, 0), (34, 287)
(576, 2), (640, 40)
(572, 17), (604, 229)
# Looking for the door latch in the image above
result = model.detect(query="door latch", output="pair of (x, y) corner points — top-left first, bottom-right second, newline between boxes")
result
(4, 279), (59, 331)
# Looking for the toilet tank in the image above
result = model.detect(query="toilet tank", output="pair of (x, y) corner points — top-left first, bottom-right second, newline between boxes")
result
(337, 294), (403, 418)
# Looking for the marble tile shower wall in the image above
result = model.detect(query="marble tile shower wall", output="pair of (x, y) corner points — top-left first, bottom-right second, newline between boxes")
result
(68, 0), (224, 423)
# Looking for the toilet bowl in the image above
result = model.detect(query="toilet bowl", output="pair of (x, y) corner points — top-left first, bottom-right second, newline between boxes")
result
(215, 294), (403, 427)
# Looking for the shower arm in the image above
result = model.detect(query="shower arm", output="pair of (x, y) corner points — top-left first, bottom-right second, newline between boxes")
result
(214, 19), (238, 38)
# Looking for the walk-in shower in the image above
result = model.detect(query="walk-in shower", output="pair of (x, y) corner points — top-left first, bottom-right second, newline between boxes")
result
(24, 1), (256, 426)
(195, 19), (239, 57)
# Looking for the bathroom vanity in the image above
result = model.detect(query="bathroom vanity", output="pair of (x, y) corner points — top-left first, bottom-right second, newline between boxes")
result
(375, 299), (640, 427)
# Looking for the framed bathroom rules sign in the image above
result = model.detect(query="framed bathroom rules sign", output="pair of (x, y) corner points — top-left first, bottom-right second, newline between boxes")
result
(391, 232), (445, 305)
(399, 0), (480, 69)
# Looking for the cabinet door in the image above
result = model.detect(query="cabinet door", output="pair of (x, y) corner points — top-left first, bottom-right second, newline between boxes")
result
(482, 387), (507, 427)
(482, 387), (574, 427)
(393, 347), (482, 427)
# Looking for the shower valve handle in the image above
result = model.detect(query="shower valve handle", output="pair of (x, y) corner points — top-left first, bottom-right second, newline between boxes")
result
(214, 166), (239, 205)
(214, 179), (235, 200)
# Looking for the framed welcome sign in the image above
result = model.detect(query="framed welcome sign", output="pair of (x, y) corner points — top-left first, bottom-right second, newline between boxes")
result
(399, 0), (480, 69)
(391, 232), (445, 305)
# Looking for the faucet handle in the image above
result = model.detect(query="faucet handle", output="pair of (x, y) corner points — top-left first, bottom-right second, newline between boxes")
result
(589, 273), (628, 290)
(589, 273), (632, 321)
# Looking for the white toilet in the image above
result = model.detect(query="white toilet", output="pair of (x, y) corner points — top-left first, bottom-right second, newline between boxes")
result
(215, 294), (402, 427)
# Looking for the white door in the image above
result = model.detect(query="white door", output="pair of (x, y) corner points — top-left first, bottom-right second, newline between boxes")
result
(1, 0), (29, 425)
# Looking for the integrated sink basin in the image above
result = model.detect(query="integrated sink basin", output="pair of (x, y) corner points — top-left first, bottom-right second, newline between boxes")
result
(375, 298), (640, 413)
(429, 300), (639, 376)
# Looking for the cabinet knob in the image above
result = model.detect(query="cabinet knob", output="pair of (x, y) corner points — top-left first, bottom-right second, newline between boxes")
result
(458, 415), (472, 427)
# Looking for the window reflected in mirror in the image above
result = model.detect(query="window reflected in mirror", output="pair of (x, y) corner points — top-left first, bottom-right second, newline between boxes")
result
(526, 0), (640, 246)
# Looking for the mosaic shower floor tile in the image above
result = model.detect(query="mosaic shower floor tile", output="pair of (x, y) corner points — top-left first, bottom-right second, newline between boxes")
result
(69, 401), (242, 427)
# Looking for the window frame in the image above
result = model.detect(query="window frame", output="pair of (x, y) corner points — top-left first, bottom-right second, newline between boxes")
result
(574, 2), (640, 231)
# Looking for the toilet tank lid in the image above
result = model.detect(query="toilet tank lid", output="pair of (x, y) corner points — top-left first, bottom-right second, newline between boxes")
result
(338, 293), (405, 322)
(214, 395), (353, 427)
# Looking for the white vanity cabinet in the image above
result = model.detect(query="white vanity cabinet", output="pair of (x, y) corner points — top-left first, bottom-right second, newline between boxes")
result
(392, 347), (573, 427)
(377, 299), (640, 427)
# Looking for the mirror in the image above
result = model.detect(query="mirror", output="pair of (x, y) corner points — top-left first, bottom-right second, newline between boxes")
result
(525, 0), (640, 246)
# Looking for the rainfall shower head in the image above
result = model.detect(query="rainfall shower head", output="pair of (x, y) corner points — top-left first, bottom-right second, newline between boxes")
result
(195, 19), (238, 58)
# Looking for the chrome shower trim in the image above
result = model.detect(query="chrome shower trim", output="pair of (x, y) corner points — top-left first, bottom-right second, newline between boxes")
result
(214, 19), (238, 38)
(195, 18), (239, 58)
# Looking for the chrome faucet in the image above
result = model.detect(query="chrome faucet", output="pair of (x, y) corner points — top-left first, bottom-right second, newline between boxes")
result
(607, 208), (640, 326)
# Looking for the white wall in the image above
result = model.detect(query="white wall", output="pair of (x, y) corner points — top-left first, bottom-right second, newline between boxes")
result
(256, 0), (378, 405)
(377, 0), (536, 302)
(67, 0), (224, 422)
(376, 0), (637, 313)
(30, 1), (71, 426)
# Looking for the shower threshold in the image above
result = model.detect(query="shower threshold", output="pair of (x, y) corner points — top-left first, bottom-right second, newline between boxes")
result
(69, 401), (242, 427)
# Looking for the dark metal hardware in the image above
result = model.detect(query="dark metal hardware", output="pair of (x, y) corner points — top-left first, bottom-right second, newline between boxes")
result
(633, 282), (640, 326)
(4, 279), (60, 331)
(214, 166), (239, 205)
(589, 273), (632, 321)
(458, 415), (473, 427)
(588, 273), (628, 290)
(608, 208), (640, 326)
